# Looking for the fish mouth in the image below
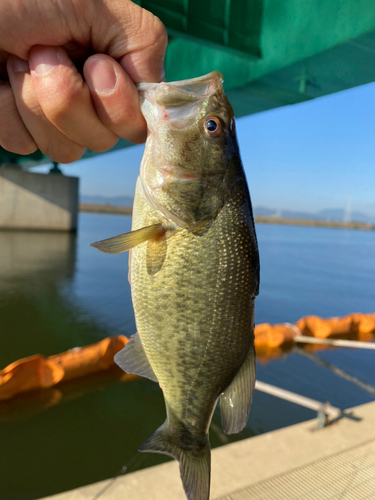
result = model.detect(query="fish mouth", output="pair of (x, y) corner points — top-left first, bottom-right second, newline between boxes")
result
(138, 72), (224, 125)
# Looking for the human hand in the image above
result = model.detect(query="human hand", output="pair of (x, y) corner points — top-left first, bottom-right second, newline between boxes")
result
(0, 0), (167, 163)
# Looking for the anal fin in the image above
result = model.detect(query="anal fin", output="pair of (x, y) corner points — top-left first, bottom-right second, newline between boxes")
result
(114, 333), (158, 383)
(220, 344), (256, 435)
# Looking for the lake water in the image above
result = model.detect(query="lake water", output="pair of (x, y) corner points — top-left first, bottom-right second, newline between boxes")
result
(1, 214), (375, 500)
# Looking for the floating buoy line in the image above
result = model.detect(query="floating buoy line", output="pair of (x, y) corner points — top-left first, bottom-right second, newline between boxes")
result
(254, 312), (375, 359)
(0, 313), (374, 404)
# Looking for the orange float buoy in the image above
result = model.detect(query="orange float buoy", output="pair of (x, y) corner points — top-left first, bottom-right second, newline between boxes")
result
(1, 313), (374, 401)
(254, 312), (375, 359)
(0, 335), (129, 401)
(295, 313), (375, 339)
(254, 323), (295, 349)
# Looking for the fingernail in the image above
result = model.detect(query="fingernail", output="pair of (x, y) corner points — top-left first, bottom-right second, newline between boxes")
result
(31, 47), (59, 76)
(87, 59), (117, 94)
(11, 56), (29, 73)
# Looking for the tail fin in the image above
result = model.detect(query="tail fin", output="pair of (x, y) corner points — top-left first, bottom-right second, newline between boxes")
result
(179, 447), (210, 500)
(139, 422), (211, 500)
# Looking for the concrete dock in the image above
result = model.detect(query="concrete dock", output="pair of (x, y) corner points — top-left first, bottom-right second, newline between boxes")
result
(42, 400), (375, 500)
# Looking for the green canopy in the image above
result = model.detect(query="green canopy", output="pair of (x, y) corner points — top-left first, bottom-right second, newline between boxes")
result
(3, 0), (375, 166)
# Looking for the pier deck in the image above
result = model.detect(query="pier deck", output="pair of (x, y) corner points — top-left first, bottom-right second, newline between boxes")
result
(42, 400), (375, 500)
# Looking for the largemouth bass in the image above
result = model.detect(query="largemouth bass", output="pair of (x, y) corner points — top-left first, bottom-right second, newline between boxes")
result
(91, 71), (260, 500)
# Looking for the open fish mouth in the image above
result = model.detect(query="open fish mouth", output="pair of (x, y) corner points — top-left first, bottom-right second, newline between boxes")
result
(137, 71), (224, 126)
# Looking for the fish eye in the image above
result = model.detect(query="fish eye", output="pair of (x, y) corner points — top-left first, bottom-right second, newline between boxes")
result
(203, 117), (222, 138)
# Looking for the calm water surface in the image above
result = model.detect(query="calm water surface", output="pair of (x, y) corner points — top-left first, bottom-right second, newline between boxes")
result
(1, 214), (374, 500)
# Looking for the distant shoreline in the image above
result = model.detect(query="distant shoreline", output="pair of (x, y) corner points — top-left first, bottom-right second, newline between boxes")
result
(79, 203), (375, 231)
(79, 203), (132, 215)
(254, 215), (375, 231)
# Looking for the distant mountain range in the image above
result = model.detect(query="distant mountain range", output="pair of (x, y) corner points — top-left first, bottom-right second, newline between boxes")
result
(254, 206), (375, 224)
(80, 196), (375, 224)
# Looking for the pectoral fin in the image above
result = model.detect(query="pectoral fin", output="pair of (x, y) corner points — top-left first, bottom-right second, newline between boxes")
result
(147, 233), (167, 275)
(220, 344), (256, 435)
(90, 224), (165, 254)
(114, 333), (158, 383)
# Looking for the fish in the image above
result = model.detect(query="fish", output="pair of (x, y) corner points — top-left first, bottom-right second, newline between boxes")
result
(90, 71), (260, 500)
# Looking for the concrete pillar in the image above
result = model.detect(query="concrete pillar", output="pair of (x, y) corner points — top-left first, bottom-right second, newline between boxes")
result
(0, 166), (79, 231)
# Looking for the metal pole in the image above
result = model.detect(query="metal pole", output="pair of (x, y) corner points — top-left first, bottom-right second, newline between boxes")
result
(255, 380), (342, 421)
(294, 335), (375, 350)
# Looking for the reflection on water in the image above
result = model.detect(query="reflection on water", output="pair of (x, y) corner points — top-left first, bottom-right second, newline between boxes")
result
(1, 230), (74, 369)
(0, 215), (374, 500)
(0, 366), (126, 425)
(0, 230), (75, 284)
(0, 229), (110, 370)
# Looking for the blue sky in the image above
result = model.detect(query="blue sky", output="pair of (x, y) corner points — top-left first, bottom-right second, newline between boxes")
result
(34, 81), (375, 217)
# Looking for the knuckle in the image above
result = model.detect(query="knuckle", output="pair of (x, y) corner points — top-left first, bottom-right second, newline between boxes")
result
(153, 16), (168, 49)
(113, 118), (146, 143)
(45, 146), (85, 164)
(41, 85), (82, 125)
(88, 135), (119, 153)
(104, 107), (141, 130)
(0, 86), (37, 154)
(142, 11), (168, 51)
